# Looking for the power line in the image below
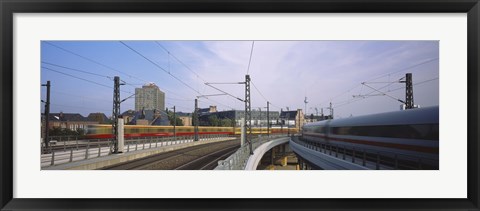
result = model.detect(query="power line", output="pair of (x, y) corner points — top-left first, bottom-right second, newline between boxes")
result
(42, 61), (112, 79)
(42, 66), (134, 95)
(44, 42), (192, 100)
(251, 81), (268, 102)
(121, 41), (235, 110)
(167, 97), (192, 101)
(51, 90), (111, 102)
(44, 42), (208, 112)
(166, 102), (191, 111)
(322, 58), (438, 106)
(366, 57), (439, 82)
(42, 66), (112, 89)
(50, 103), (111, 113)
(333, 77), (439, 109)
(204, 83), (244, 102)
(44, 61), (140, 91)
(44, 41), (148, 83)
(246, 41), (255, 74)
(361, 82), (404, 103)
(119, 41), (201, 96)
(385, 77), (439, 93)
(154, 41), (207, 83)
(197, 98), (235, 110)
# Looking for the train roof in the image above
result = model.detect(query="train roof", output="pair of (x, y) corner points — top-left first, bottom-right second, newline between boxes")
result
(305, 106), (439, 127)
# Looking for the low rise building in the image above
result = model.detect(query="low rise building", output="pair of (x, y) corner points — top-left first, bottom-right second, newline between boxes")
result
(47, 112), (98, 131)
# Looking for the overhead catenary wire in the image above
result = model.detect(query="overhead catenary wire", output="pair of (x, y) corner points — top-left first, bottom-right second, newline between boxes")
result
(51, 90), (112, 102)
(153, 41), (238, 110)
(119, 41), (206, 97)
(204, 83), (244, 102)
(42, 61), (112, 79)
(50, 103), (112, 113)
(44, 41), (148, 83)
(42, 66), (135, 95)
(154, 41), (207, 83)
(42, 66), (112, 89)
(121, 41), (235, 109)
(321, 57), (439, 107)
(42, 42), (223, 113)
(249, 80), (283, 110)
(365, 57), (439, 83)
(43, 61), (194, 105)
(44, 42), (194, 101)
(42, 61), (144, 91)
(332, 77), (439, 109)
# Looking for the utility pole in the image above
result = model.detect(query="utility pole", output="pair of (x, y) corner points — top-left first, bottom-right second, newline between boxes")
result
(173, 106), (176, 141)
(403, 73), (414, 109)
(259, 108), (262, 136)
(280, 108), (284, 135)
(42, 81), (51, 149)
(266, 101), (270, 138)
(287, 112), (290, 137)
(111, 76), (123, 153)
(298, 109), (301, 134)
(286, 107), (290, 137)
(245, 75), (253, 155)
(329, 102), (333, 119)
(194, 98), (199, 141)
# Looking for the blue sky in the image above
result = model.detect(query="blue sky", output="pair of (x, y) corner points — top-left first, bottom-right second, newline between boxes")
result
(41, 41), (439, 118)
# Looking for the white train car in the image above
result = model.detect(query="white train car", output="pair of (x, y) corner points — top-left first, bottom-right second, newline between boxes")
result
(302, 106), (439, 168)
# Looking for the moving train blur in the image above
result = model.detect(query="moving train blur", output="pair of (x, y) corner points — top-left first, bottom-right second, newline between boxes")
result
(301, 106), (439, 169)
(85, 124), (298, 139)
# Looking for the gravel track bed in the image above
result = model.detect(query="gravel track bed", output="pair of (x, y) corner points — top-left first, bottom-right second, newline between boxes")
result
(102, 139), (239, 170)
(141, 140), (239, 170)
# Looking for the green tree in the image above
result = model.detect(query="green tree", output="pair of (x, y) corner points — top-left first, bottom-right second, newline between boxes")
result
(49, 127), (84, 136)
(208, 115), (219, 126)
(167, 111), (184, 126)
(220, 118), (234, 127)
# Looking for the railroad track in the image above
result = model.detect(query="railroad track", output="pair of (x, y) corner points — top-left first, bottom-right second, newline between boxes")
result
(174, 145), (239, 170)
(101, 139), (240, 170)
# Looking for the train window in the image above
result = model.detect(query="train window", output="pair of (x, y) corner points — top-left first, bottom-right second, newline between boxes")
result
(314, 126), (325, 134)
(331, 124), (438, 140)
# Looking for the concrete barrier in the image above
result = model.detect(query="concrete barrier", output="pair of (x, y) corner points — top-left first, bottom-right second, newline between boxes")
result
(244, 137), (290, 170)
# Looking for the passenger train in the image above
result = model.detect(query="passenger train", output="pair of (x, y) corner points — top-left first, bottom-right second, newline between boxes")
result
(301, 106), (439, 167)
(85, 124), (298, 139)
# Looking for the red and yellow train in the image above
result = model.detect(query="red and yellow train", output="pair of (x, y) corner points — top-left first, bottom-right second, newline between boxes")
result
(85, 124), (298, 139)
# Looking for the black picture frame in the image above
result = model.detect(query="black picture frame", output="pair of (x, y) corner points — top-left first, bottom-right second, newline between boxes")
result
(1, 0), (479, 210)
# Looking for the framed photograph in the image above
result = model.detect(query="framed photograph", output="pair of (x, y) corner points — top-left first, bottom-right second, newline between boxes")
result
(1, 0), (479, 210)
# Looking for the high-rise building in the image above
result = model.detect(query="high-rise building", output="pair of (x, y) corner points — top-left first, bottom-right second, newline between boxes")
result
(135, 82), (165, 112)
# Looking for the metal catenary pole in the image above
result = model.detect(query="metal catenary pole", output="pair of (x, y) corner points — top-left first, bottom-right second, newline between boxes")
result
(267, 101), (269, 138)
(194, 98), (199, 141)
(245, 75), (253, 154)
(42, 81), (51, 149)
(287, 112), (290, 137)
(173, 106), (176, 141)
(404, 73), (414, 109)
(112, 76), (121, 153)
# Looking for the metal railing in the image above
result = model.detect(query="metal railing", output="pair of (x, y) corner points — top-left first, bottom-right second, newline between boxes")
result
(214, 134), (288, 170)
(292, 137), (438, 170)
(41, 134), (233, 168)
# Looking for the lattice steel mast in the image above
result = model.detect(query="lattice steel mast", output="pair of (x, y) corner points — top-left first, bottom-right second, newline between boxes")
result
(245, 75), (253, 155)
